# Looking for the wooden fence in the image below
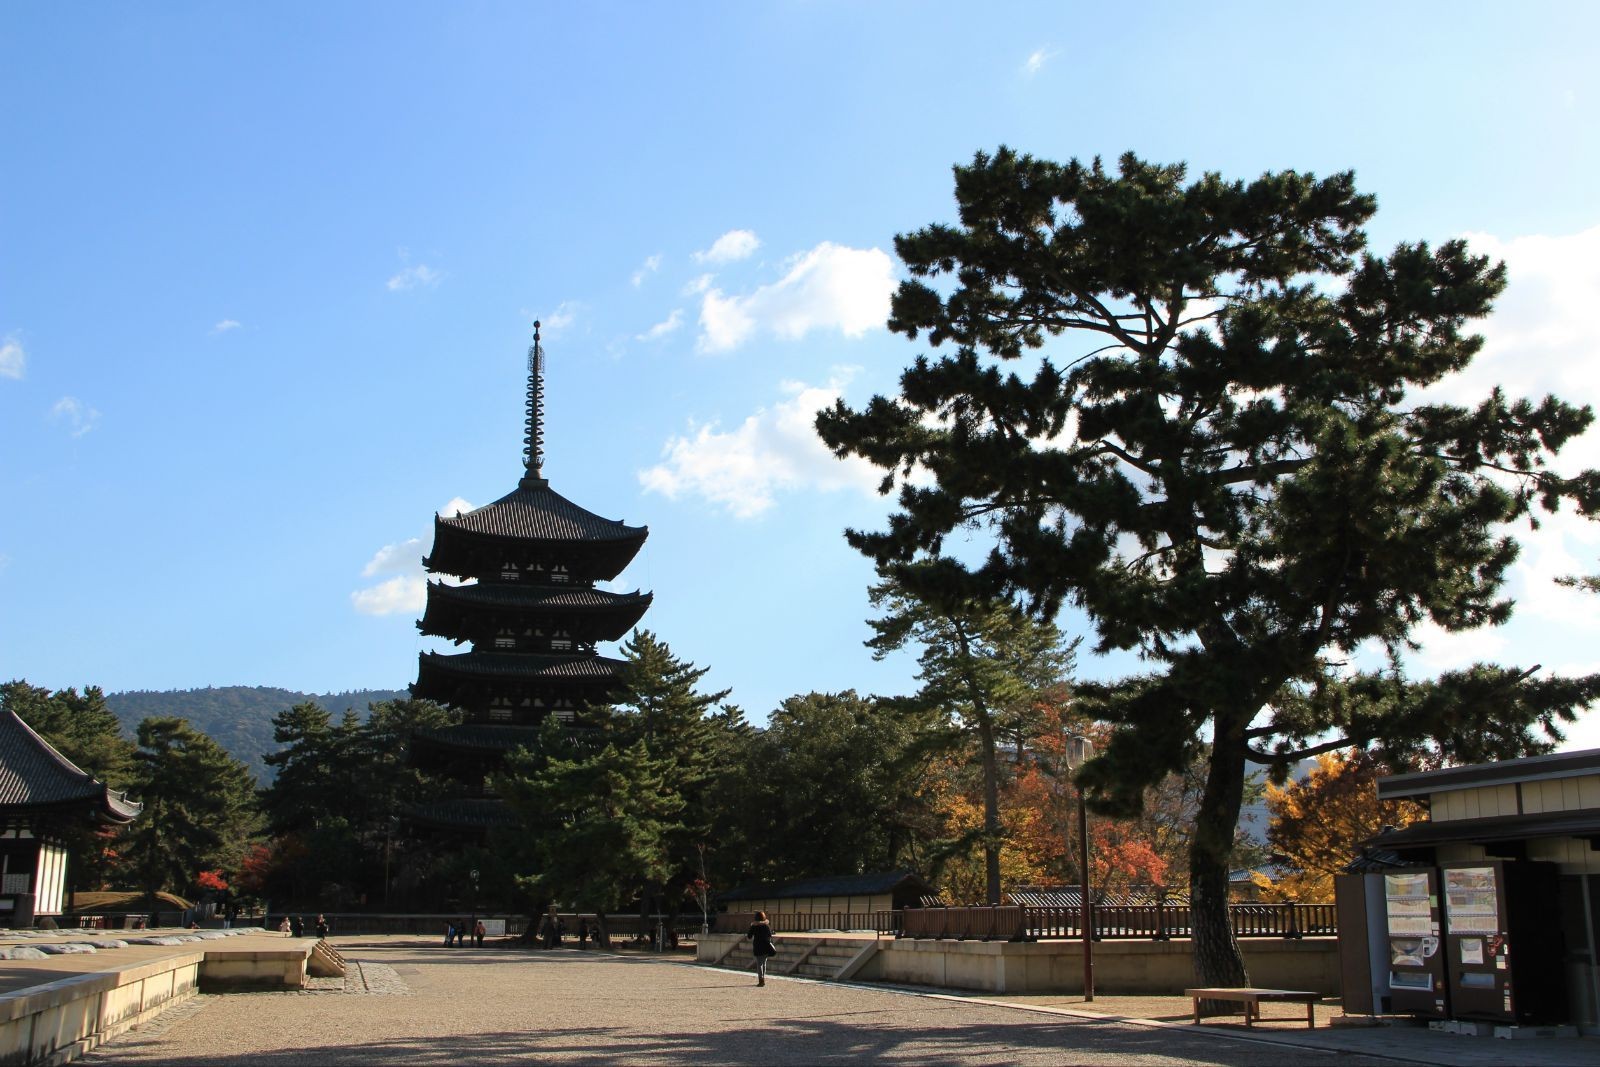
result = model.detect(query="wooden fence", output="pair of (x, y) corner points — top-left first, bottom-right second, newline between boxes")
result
(712, 911), (898, 935)
(713, 902), (1335, 941)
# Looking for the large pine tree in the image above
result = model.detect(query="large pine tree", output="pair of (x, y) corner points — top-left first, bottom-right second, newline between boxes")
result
(817, 149), (1600, 985)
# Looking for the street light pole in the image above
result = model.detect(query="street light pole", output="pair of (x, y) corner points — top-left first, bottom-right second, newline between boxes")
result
(1068, 734), (1095, 1002)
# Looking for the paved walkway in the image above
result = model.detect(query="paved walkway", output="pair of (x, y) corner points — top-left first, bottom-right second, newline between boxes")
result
(80, 939), (1597, 1066)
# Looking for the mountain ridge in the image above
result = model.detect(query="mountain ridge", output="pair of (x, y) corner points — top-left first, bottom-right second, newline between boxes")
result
(104, 685), (410, 784)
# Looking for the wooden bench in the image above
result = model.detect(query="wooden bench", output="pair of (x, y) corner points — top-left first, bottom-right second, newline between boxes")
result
(1185, 987), (1319, 1029)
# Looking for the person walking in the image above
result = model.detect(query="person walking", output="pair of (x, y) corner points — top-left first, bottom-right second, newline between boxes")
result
(315, 914), (329, 939)
(474, 919), (486, 947)
(747, 911), (776, 987)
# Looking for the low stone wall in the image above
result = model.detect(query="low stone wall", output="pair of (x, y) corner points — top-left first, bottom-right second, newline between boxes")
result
(197, 947), (312, 993)
(0, 951), (202, 1066)
(699, 933), (1341, 996)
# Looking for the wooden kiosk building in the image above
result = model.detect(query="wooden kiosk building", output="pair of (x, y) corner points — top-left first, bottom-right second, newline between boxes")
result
(407, 323), (651, 834)
(0, 708), (140, 926)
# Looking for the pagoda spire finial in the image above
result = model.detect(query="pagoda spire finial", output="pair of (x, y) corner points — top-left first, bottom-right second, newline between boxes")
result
(521, 320), (547, 487)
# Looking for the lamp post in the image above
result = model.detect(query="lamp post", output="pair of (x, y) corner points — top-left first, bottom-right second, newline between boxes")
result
(1066, 734), (1095, 1002)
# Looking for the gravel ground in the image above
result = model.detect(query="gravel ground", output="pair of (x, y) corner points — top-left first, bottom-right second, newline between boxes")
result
(82, 940), (1401, 1066)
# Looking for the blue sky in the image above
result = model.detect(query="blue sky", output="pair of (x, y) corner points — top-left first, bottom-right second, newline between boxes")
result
(5, 3), (1600, 747)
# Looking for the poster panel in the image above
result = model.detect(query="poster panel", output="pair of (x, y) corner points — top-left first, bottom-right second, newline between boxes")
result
(1443, 866), (1499, 936)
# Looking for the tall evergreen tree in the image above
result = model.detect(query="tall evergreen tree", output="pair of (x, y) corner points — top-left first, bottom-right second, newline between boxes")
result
(816, 149), (1600, 985)
(866, 569), (1076, 904)
(497, 631), (736, 928)
(724, 689), (939, 887)
(119, 717), (260, 905)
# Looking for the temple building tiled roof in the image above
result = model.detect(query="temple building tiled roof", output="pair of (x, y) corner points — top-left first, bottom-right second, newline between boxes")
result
(0, 709), (141, 822)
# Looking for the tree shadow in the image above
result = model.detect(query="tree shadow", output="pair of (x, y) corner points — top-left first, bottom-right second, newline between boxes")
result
(94, 1011), (1390, 1066)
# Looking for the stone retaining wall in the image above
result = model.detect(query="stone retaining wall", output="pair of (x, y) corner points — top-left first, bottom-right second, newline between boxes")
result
(0, 951), (202, 1066)
(699, 933), (1341, 996)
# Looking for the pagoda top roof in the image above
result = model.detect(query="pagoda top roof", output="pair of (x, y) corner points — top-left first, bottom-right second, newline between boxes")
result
(437, 482), (646, 545)
(0, 709), (141, 823)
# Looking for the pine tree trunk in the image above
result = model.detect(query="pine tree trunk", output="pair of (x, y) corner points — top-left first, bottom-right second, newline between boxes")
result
(1189, 713), (1251, 1001)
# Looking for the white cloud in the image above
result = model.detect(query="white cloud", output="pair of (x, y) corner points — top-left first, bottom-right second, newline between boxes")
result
(351, 575), (426, 616)
(211, 319), (241, 335)
(1405, 620), (1511, 674)
(387, 263), (442, 291)
(632, 254), (663, 287)
(361, 537), (424, 578)
(1023, 47), (1057, 76)
(1423, 225), (1600, 634)
(683, 273), (714, 296)
(696, 242), (896, 353)
(638, 371), (881, 518)
(50, 396), (99, 437)
(542, 301), (579, 336)
(0, 337), (25, 379)
(636, 309), (684, 342)
(351, 498), (473, 615)
(694, 229), (761, 264)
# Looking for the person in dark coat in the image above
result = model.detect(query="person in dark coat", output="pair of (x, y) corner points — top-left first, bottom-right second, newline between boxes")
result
(315, 914), (329, 939)
(747, 911), (776, 986)
(290, 915), (304, 938)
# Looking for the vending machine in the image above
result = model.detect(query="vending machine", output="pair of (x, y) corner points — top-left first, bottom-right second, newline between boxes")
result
(1382, 868), (1448, 1018)
(1440, 860), (1565, 1025)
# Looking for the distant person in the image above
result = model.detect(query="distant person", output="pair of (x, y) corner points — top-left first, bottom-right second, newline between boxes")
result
(747, 911), (776, 987)
(445, 921), (456, 946)
(315, 914), (329, 939)
(290, 915), (304, 938)
(474, 919), (486, 947)
(278, 917), (291, 936)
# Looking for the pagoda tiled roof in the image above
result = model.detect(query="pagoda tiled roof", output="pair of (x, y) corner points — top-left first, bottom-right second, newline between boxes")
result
(403, 798), (520, 831)
(439, 482), (646, 544)
(0, 709), (141, 822)
(413, 723), (549, 754)
(416, 651), (626, 681)
(426, 582), (651, 612)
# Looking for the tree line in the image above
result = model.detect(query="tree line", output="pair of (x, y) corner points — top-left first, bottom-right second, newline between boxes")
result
(0, 566), (1285, 922)
(0, 571), (1429, 931)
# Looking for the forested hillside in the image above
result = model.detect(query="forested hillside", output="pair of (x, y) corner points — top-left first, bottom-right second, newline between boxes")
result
(104, 686), (409, 783)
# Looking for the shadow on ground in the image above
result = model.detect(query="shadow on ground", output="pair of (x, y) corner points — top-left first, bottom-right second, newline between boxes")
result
(95, 1013), (1392, 1066)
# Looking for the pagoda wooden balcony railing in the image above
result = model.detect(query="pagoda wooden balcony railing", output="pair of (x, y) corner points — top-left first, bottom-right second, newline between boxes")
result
(709, 902), (1336, 941)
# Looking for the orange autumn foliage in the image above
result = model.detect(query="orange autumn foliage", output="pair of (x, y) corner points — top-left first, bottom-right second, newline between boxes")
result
(1257, 749), (1425, 903)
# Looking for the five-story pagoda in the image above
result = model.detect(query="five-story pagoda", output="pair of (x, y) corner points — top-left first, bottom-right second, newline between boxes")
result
(407, 322), (651, 833)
